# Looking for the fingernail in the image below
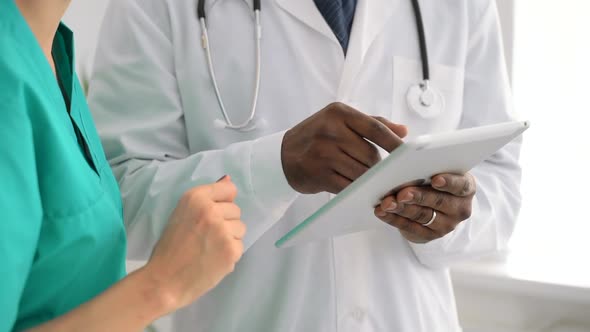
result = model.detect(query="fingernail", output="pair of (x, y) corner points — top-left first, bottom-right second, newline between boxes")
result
(385, 202), (398, 213)
(400, 193), (414, 203)
(433, 177), (446, 188)
(376, 210), (387, 217)
(216, 175), (228, 182)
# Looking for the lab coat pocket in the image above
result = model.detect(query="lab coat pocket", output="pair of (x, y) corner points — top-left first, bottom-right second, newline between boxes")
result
(392, 56), (465, 137)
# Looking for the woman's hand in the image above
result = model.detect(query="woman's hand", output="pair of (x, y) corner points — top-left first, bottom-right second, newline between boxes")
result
(24, 176), (246, 332)
(144, 175), (246, 312)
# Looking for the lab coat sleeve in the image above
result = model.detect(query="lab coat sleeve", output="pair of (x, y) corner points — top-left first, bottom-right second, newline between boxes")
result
(0, 89), (43, 330)
(409, 0), (523, 268)
(88, 0), (299, 260)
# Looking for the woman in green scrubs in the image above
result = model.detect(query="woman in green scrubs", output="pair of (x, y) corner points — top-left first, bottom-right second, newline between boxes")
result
(0, 0), (246, 330)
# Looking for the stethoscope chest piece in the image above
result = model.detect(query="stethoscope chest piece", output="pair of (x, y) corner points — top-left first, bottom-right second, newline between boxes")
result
(406, 81), (445, 119)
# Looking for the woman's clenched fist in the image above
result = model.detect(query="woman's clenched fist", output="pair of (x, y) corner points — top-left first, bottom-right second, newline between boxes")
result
(144, 176), (246, 312)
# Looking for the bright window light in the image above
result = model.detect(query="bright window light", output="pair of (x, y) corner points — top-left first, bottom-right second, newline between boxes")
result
(507, 0), (590, 286)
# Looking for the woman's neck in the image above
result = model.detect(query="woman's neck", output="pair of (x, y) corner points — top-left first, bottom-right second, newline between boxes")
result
(14, 0), (71, 73)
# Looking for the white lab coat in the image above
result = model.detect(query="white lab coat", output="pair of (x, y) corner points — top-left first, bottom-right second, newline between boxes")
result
(88, 0), (521, 331)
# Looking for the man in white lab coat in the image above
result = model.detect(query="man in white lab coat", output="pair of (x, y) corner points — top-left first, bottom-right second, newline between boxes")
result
(88, 0), (522, 331)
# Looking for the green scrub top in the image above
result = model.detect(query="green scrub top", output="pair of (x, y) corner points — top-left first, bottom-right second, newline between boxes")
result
(0, 2), (127, 330)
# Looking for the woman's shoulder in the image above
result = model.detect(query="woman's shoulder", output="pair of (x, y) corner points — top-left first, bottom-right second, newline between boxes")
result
(0, 31), (53, 124)
(0, 43), (27, 115)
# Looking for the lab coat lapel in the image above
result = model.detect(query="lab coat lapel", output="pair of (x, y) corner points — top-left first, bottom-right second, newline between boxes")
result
(275, 0), (340, 46)
(337, 0), (400, 100)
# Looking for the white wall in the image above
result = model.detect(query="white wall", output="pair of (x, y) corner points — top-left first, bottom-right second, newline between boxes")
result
(455, 1), (590, 331)
(455, 282), (590, 332)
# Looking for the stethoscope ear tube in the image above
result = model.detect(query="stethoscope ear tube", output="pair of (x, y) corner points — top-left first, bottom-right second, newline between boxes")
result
(197, 0), (206, 19)
(198, 0), (262, 131)
(198, 0), (442, 128)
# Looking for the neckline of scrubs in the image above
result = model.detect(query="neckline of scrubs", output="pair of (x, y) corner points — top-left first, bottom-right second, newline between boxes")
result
(6, 1), (99, 174)
(53, 29), (74, 112)
(52, 28), (98, 172)
(4, 1), (66, 97)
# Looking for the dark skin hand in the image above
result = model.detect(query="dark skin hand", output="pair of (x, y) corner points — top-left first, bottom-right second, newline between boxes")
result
(374, 173), (477, 243)
(282, 102), (474, 244)
(281, 102), (408, 194)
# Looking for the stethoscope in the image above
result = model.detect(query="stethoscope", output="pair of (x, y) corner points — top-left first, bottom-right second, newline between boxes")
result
(197, 0), (444, 131)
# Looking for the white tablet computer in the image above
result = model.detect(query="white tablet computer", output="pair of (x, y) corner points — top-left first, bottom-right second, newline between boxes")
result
(275, 120), (529, 248)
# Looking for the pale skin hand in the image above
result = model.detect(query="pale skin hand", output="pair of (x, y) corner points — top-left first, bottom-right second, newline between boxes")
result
(26, 177), (246, 332)
(146, 176), (246, 310)
(374, 173), (477, 243)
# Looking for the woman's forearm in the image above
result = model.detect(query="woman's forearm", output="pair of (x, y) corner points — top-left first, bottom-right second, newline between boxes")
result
(24, 178), (244, 332)
(26, 266), (175, 332)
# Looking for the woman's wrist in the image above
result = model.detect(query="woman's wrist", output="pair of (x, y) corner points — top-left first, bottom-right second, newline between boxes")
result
(130, 265), (180, 321)
(24, 264), (181, 332)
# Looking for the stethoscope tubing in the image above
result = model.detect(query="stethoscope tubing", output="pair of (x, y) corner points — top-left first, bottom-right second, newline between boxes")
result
(197, 0), (435, 130)
(198, 0), (262, 130)
(410, 0), (430, 83)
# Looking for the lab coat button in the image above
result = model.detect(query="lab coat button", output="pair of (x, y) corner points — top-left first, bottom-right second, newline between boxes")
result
(351, 308), (366, 321)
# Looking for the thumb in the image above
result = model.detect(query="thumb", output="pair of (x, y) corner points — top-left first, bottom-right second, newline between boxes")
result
(373, 116), (408, 138)
(211, 176), (237, 202)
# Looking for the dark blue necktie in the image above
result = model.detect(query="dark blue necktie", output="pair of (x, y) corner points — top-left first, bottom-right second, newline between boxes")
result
(314, 0), (358, 54)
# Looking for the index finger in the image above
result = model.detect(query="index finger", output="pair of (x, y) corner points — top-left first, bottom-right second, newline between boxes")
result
(343, 107), (404, 153)
(209, 176), (238, 202)
(372, 116), (409, 139)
